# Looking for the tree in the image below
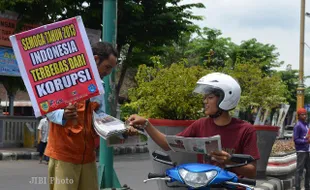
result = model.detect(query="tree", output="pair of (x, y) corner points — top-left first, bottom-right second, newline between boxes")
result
(124, 57), (288, 120)
(152, 31), (193, 66)
(159, 27), (236, 68)
(231, 39), (284, 74)
(185, 27), (236, 68)
(116, 0), (205, 103)
(277, 67), (299, 111)
(305, 87), (310, 105)
(157, 28), (284, 76)
(126, 59), (211, 120)
(218, 60), (288, 111)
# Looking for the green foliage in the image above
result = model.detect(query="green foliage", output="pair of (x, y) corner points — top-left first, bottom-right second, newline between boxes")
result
(278, 68), (299, 110)
(125, 57), (288, 120)
(159, 27), (235, 68)
(159, 28), (284, 75)
(231, 39), (283, 74)
(125, 58), (211, 120)
(120, 104), (137, 122)
(305, 87), (310, 105)
(186, 27), (236, 68)
(219, 60), (288, 110)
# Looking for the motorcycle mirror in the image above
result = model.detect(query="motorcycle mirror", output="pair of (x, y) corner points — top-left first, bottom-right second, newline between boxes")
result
(152, 151), (176, 166)
(230, 154), (254, 164)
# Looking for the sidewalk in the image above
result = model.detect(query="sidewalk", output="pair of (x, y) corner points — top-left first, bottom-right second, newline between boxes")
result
(0, 144), (149, 161)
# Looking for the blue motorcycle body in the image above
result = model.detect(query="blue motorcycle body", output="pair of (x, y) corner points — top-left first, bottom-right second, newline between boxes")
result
(165, 163), (239, 189)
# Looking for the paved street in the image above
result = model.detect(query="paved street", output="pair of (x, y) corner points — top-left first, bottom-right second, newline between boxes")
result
(0, 153), (158, 190)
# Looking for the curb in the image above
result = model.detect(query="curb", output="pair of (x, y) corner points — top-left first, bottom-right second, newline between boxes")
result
(255, 177), (283, 190)
(113, 145), (149, 155)
(0, 151), (40, 161)
(0, 145), (149, 161)
(266, 153), (296, 177)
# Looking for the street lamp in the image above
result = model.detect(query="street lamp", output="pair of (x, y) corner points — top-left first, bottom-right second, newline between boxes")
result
(297, 0), (306, 110)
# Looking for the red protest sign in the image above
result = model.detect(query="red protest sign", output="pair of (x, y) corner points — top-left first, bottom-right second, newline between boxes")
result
(9, 16), (104, 117)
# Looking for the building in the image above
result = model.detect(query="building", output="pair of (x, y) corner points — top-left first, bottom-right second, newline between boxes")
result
(0, 84), (34, 116)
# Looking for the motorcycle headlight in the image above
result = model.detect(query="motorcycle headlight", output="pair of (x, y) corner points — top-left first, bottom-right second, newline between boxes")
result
(178, 168), (217, 188)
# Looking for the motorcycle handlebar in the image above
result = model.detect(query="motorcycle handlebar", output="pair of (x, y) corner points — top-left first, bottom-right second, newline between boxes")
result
(148, 173), (166, 179)
(238, 178), (256, 186)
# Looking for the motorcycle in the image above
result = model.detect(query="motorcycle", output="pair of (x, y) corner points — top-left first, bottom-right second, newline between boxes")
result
(144, 150), (257, 190)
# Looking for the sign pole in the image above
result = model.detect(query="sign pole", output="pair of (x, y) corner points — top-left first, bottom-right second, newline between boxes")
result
(99, 0), (120, 188)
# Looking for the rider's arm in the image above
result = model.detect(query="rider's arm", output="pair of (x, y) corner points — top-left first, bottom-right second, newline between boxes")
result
(229, 161), (257, 179)
(144, 119), (199, 151)
(229, 128), (260, 179)
(145, 123), (171, 151)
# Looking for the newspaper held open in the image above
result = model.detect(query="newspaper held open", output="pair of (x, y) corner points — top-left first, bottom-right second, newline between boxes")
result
(166, 135), (222, 155)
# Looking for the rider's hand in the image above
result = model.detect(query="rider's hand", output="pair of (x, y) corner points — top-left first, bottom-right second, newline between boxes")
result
(125, 126), (139, 136)
(210, 150), (232, 165)
(128, 114), (148, 128)
(63, 103), (78, 120)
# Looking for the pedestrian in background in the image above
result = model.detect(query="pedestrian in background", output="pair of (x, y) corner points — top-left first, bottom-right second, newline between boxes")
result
(293, 108), (310, 190)
(37, 116), (49, 164)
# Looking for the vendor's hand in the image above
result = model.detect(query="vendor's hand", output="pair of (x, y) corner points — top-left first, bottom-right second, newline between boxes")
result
(63, 103), (78, 120)
(210, 150), (232, 165)
(125, 126), (139, 136)
(127, 114), (147, 127)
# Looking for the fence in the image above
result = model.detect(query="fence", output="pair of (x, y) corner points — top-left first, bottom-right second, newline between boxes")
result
(0, 116), (39, 148)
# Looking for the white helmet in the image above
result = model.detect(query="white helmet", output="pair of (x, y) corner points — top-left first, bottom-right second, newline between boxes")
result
(193, 72), (241, 111)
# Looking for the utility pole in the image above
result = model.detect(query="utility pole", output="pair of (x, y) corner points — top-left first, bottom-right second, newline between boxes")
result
(297, 0), (306, 110)
(99, 0), (121, 188)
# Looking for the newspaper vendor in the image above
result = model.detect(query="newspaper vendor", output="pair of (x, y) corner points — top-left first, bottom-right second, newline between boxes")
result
(45, 42), (118, 190)
(128, 72), (260, 179)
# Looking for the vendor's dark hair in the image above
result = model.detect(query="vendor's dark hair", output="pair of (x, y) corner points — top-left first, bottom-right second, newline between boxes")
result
(91, 42), (118, 63)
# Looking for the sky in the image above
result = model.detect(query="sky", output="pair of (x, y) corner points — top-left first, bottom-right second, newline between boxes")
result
(182, 0), (310, 85)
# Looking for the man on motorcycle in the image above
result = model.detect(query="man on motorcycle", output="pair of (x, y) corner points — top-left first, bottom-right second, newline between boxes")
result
(128, 72), (260, 179)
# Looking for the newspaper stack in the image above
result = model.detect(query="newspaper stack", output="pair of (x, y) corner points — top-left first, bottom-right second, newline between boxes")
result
(92, 111), (148, 147)
(92, 111), (128, 139)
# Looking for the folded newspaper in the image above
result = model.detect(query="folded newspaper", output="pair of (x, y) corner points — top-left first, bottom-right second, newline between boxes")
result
(93, 111), (147, 147)
(166, 135), (222, 154)
(93, 111), (128, 138)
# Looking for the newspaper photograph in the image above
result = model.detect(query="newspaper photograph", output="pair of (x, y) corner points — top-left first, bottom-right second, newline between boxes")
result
(107, 132), (148, 147)
(166, 135), (222, 154)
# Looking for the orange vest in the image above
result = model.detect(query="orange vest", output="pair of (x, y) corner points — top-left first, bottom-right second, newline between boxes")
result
(45, 100), (99, 164)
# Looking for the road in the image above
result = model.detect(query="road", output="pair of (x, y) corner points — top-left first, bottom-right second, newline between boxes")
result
(0, 153), (158, 190)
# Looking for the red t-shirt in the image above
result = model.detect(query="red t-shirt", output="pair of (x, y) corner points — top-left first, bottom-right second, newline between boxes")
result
(177, 117), (260, 164)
